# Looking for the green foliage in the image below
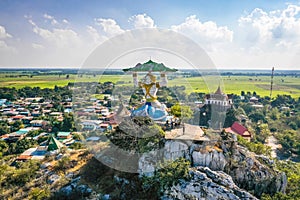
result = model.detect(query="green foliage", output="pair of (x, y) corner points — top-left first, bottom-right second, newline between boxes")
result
(276, 130), (300, 154)
(142, 158), (191, 195)
(223, 108), (238, 128)
(108, 117), (165, 153)
(69, 142), (85, 150)
(0, 121), (9, 136)
(61, 113), (75, 131)
(10, 120), (23, 132)
(170, 103), (193, 121)
(73, 133), (83, 140)
(7, 138), (37, 154)
(288, 121), (298, 130)
(28, 187), (51, 200)
(0, 160), (40, 188)
(0, 140), (8, 154)
(27, 130), (41, 137)
(262, 161), (300, 200)
(237, 135), (271, 156)
(255, 123), (270, 143)
(249, 111), (267, 123)
(269, 108), (280, 120)
(55, 156), (71, 171)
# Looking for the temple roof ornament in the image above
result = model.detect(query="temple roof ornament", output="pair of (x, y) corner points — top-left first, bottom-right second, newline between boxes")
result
(123, 60), (178, 72)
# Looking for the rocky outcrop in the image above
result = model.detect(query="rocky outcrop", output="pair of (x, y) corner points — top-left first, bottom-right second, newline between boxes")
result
(163, 166), (258, 200)
(191, 141), (287, 197)
(138, 138), (287, 198)
(138, 140), (189, 176)
(192, 148), (227, 170)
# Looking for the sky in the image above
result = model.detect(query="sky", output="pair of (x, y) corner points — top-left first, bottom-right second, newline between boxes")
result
(1, 0), (300, 69)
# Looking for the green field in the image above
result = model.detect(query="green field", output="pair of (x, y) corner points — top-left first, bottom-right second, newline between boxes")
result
(0, 73), (299, 98)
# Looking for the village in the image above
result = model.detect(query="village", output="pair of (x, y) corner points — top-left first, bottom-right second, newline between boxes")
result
(0, 67), (299, 199)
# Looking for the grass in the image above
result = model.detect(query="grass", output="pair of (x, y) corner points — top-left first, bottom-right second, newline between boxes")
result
(169, 76), (300, 98)
(0, 73), (299, 98)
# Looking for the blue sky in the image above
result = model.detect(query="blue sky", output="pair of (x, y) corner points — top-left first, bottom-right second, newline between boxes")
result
(1, 0), (300, 69)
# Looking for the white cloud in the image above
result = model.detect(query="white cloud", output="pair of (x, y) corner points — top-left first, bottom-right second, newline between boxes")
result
(95, 18), (124, 36)
(29, 19), (81, 48)
(238, 5), (300, 51)
(171, 15), (233, 51)
(86, 25), (106, 44)
(32, 43), (44, 49)
(62, 19), (69, 24)
(0, 40), (8, 48)
(129, 14), (156, 28)
(43, 13), (58, 25)
(0, 25), (12, 39)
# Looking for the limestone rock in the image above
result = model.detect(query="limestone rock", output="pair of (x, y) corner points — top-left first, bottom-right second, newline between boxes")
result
(162, 166), (258, 200)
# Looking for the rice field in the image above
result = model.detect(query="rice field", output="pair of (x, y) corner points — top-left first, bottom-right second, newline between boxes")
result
(0, 73), (299, 98)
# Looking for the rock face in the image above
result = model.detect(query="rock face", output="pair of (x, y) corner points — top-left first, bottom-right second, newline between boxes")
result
(138, 139), (287, 198)
(138, 140), (189, 177)
(192, 149), (227, 170)
(163, 166), (258, 200)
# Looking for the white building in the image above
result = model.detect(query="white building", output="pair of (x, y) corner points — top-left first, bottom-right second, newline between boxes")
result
(205, 86), (232, 109)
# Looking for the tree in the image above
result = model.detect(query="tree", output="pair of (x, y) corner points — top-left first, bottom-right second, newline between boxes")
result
(269, 108), (280, 120)
(249, 112), (267, 123)
(255, 124), (270, 143)
(108, 117), (165, 153)
(0, 122), (9, 136)
(10, 120), (23, 132)
(28, 187), (51, 200)
(55, 156), (71, 171)
(61, 113), (75, 131)
(170, 103), (193, 122)
(0, 140), (8, 157)
(142, 158), (190, 196)
(223, 108), (238, 128)
(14, 139), (37, 154)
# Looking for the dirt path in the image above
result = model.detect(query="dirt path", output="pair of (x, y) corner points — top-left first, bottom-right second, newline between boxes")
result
(266, 135), (282, 158)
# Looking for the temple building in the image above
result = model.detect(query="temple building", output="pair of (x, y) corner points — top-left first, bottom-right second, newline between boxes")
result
(123, 60), (177, 121)
(205, 86), (232, 110)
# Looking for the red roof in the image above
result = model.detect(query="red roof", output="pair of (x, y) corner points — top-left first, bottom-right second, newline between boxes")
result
(17, 155), (32, 160)
(12, 115), (25, 119)
(231, 122), (247, 135)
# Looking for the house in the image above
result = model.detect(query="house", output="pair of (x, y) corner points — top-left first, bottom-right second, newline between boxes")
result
(16, 148), (36, 161)
(30, 120), (49, 127)
(57, 132), (72, 139)
(0, 99), (7, 106)
(81, 120), (103, 131)
(17, 146), (48, 161)
(252, 104), (264, 109)
(250, 96), (259, 104)
(225, 122), (251, 142)
(12, 115), (25, 121)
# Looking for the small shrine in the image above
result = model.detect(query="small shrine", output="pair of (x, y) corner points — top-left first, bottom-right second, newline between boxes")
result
(123, 60), (177, 121)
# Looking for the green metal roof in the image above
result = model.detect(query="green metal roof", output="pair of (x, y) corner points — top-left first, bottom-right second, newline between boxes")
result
(123, 60), (178, 72)
(57, 132), (71, 137)
(47, 135), (64, 151)
(16, 129), (29, 135)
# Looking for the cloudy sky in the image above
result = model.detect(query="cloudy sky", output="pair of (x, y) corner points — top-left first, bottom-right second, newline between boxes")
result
(1, 0), (300, 69)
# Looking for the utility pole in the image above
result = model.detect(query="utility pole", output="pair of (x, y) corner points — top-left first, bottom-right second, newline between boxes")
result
(270, 67), (274, 99)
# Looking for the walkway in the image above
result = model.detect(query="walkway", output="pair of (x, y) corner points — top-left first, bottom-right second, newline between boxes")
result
(165, 123), (210, 141)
